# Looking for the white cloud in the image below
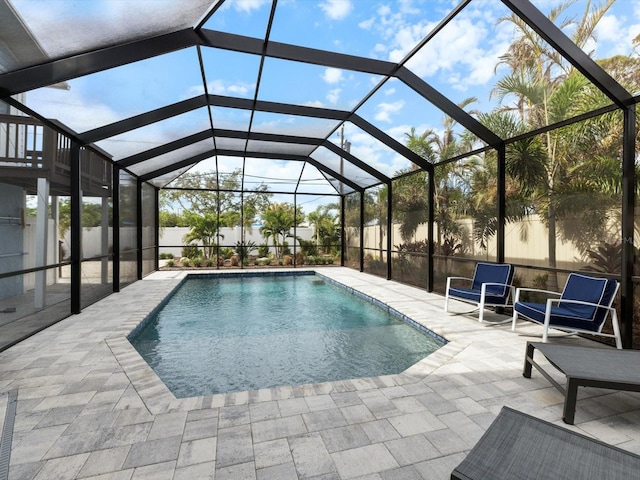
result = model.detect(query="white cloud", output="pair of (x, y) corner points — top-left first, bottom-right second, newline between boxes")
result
(326, 88), (341, 104)
(322, 68), (344, 84)
(318, 0), (353, 20)
(384, 87), (396, 96)
(234, 0), (271, 13)
(189, 80), (254, 97)
(359, 17), (375, 30)
(304, 100), (326, 108)
(374, 100), (404, 123)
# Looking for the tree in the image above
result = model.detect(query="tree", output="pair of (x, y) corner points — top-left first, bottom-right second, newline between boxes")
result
(161, 169), (271, 228)
(57, 198), (111, 238)
(391, 169), (429, 242)
(182, 212), (223, 260)
(404, 99), (480, 255)
(307, 204), (340, 254)
(259, 202), (304, 258)
(492, 0), (620, 290)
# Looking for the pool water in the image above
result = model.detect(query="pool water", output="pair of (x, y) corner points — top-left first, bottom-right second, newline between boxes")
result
(130, 273), (443, 397)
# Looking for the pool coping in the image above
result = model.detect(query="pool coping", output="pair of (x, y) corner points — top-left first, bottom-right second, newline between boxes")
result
(106, 268), (465, 415)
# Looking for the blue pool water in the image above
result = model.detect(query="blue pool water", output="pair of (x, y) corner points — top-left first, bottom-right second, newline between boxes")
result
(130, 273), (443, 397)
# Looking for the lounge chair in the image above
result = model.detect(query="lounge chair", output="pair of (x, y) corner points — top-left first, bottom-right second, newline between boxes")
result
(511, 273), (621, 348)
(524, 342), (640, 424)
(451, 406), (640, 479)
(444, 262), (515, 323)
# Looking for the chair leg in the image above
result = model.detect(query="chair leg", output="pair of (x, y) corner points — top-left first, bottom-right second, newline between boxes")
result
(478, 285), (486, 322)
(611, 311), (622, 349)
(511, 309), (519, 332)
(444, 278), (451, 313)
(542, 299), (553, 343)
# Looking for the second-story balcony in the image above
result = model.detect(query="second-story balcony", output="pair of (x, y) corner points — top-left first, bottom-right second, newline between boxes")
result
(0, 113), (112, 197)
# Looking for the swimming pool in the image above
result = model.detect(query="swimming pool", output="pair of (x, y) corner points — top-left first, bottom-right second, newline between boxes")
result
(130, 272), (444, 397)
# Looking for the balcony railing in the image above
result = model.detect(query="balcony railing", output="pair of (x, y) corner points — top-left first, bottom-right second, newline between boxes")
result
(0, 114), (111, 196)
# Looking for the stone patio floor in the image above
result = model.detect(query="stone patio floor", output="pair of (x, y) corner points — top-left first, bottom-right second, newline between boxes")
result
(2, 267), (640, 480)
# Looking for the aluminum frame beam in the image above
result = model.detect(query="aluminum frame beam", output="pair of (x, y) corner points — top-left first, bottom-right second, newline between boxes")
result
(139, 148), (362, 193)
(0, 29), (201, 97)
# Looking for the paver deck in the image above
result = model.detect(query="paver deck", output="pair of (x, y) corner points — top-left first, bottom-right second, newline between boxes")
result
(1, 267), (640, 479)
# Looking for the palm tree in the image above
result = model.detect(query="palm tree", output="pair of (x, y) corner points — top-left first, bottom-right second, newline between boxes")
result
(492, 0), (618, 290)
(259, 203), (304, 258)
(182, 212), (223, 260)
(307, 204), (340, 254)
(404, 98), (480, 255)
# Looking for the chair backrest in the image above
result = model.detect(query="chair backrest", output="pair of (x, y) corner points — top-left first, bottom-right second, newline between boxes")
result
(560, 273), (619, 323)
(471, 263), (514, 296)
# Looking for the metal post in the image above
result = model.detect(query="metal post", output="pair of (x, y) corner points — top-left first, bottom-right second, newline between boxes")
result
(154, 186), (160, 272)
(497, 143), (506, 264)
(293, 194), (297, 267)
(428, 170), (434, 292)
(340, 195), (345, 266)
(359, 191), (364, 272)
(113, 164), (120, 292)
(136, 179), (143, 280)
(386, 181), (392, 280)
(70, 142), (82, 314)
(621, 105), (636, 349)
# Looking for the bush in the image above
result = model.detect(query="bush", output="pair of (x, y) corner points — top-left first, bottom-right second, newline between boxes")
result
(159, 253), (174, 259)
(165, 259), (175, 267)
(219, 247), (234, 259)
(235, 241), (256, 262)
(182, 244), (201, 259)
(192, 257), (202, 267)
(181, 258), (192, 267)
(204, 258), (214, 267)
(258, 243), (270, 257)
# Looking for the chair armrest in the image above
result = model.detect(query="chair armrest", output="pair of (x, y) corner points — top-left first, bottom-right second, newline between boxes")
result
(446, 277), (473, 291)
(545, 298), (615, 312)
(446, 276), (473, 283)
(514, 288), (561, 303)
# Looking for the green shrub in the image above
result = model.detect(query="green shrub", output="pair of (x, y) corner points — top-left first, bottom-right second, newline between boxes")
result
(182, 258), (192, 267)
(235, 241), (256, 262)
(192, 257), (202, 267)
(165, 259), (175, 267)
(258, 243), (270, 257)
(182, 244), (201, 259)
(219, 247), (234, 259)
(204, 258), (214, 267)
(159, 253), (174, 259)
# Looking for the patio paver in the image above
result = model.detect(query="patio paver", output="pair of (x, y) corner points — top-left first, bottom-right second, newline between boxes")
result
(0, 267), (639, 479)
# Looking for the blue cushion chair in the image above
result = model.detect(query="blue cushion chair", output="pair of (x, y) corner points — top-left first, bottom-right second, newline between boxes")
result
(512, 273), (621, 349)
(444, 263), (515, 323)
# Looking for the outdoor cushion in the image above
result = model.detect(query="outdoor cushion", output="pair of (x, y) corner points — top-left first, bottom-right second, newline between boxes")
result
(449, 263), (513, 305)
(445, 263), (515, 323)
(514, 274), (617, 332)
(447, 287), (510, 306)
(512, 273), (621, 348)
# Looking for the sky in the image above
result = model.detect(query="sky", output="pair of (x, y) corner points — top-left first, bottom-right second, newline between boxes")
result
(9, 0), (640, 206)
